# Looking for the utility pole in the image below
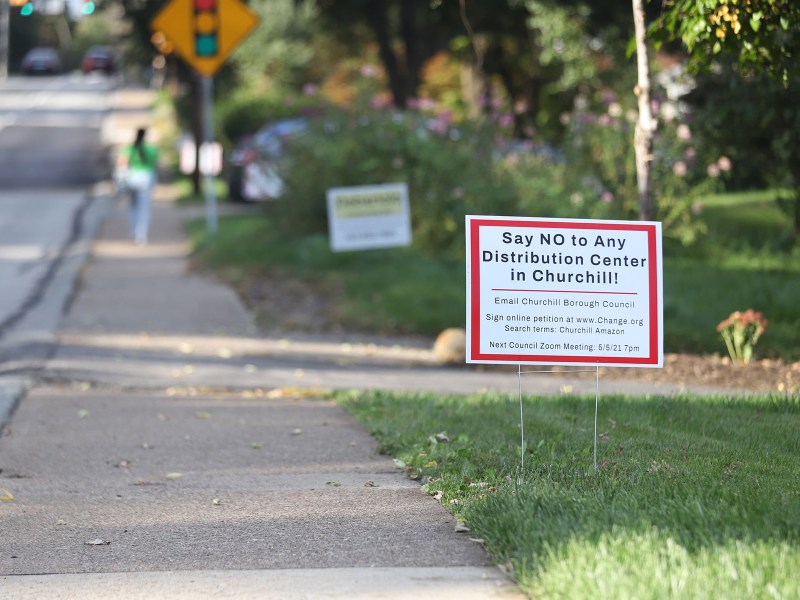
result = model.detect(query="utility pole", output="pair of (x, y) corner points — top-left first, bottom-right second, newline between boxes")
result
(0, 0), (10, 78)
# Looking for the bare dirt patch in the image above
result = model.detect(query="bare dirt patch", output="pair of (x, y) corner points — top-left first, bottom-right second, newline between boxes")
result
(228, 268), (799, 395)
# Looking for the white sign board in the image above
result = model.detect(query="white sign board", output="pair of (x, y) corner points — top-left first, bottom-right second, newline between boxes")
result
(327, 183), (411, 252)
(466, 215), (663, 367)
(179, 138), (222, 176)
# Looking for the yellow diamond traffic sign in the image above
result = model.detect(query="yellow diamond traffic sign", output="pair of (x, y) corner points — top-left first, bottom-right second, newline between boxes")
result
(151, 0), (260, 77)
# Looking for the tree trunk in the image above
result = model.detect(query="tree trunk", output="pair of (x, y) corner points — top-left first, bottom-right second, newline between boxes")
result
(632, 0), (655, 221)
(365, 4), (406, 108)
(400, 0), (422, 101)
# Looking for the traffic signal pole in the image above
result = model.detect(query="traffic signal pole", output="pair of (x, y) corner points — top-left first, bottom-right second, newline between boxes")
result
(200, 74), (217, 234)
(194, 0), (218, 234)
(151, 0), (260, 235)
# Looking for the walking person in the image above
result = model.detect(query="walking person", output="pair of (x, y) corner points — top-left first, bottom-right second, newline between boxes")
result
(117, 127), (159, 244)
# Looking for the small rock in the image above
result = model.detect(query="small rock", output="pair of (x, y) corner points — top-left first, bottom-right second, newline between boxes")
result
(432, 328), (466, 364)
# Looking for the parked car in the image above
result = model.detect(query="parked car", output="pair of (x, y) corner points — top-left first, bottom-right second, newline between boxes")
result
(226, 118), (308, 202)
(20, 47), (61, 75)
(81, 45), (116, 74)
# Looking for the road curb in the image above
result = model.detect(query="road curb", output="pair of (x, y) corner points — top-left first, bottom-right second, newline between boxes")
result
(0, 376), (28, 431)
(0, 185), (113, 431)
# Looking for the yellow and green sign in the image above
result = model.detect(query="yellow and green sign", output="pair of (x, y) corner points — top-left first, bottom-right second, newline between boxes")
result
(151, 0), (259, 77)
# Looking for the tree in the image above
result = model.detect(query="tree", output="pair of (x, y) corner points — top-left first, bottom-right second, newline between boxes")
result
(652, 0), (800, 86)
(653, 1), (800, 241)
(307, 0), (460, 108)
(231, 0), (317, 92)
(686, 65), (800, 239)
(632, 0), (655, 220)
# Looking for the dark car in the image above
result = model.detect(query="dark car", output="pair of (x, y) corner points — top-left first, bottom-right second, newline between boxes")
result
(21, 47), (61, 75)
(81, 46), (116, 74)
(226, 118), (308, 202)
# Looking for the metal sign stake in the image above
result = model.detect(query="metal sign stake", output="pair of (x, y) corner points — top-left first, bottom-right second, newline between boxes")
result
(516, 366), (602, 476)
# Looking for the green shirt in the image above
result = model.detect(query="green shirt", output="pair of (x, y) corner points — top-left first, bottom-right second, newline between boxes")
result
(126, 143), (159, 172)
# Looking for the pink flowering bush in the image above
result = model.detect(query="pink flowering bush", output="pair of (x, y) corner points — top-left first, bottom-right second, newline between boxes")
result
(534, 90), (727, 245)
(273, 74), (732, 256)
(277, 102), (518, 256)
(716, 309), (768, 364)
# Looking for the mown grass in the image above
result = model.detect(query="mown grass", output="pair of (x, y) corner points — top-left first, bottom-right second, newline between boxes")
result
(188, 189), (800, 359)
(188, 216), (465, 335)
(337, 389), (800, 599)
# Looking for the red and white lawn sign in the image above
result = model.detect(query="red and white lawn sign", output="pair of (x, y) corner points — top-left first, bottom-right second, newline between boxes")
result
(466, 216), (663, 367)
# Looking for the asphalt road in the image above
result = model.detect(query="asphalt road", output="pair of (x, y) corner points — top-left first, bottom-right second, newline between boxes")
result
(0, 73), (116, 362)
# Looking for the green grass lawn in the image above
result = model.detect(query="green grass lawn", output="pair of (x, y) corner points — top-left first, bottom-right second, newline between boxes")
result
(189, 192), (800, 598)
(188, 190), (800, 360)
(338, 389), (800, 599)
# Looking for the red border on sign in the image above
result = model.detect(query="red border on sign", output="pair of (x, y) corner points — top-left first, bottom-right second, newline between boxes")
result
(468, 218), (661, 366)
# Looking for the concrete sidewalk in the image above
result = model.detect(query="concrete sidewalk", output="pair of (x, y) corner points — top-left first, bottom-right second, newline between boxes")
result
(0, 182), (523, 596)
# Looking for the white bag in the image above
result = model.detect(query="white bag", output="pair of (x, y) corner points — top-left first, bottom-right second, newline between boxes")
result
(125, 169), (154, 191)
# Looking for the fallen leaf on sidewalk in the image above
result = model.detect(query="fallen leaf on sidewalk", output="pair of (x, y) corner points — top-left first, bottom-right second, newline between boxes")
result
(291, 428), (303, 436)
(84, 539), (111, 546)
(0, 488), (14, 501)
(212, 498), (222, 506)
(325, 481), (341, 487)
(364, 481), (377, 487)
(454, 521), (470, 533)
(194, 411), (212, 419)
(251, 442), (263, 449)
(217, 348), (233, 359)
(78, 409), (90, 419)
(165, 472), (183, 479)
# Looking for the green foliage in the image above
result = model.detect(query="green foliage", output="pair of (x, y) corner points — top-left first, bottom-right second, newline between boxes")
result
(215, 89), (321, 149)
(277, 106), (518, 257)
(525, 0), (599, 92)
(501, 90), (717, 246)
(686, 66), (800, 239)
(651, 0), (800, 86)
(339, 390), (800, 598)
(230, 0), (318, 91)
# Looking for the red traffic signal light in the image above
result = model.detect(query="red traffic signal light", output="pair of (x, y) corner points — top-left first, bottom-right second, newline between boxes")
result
(193, 0), (218, 57)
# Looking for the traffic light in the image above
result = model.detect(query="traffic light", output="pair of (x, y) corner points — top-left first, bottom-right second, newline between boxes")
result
(82, 1), (96, 15)
(9, 0), (28, 7)
(193, 0), (219, 58)
(20, 2), (33, 16)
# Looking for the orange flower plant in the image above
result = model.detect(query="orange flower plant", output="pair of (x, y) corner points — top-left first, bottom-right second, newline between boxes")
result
(716, 309), (768, 365)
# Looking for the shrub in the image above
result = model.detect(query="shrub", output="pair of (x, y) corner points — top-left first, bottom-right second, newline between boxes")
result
(555, 91), (721, 245)
(271, 86), (727, 257)
(215, 89), (324, 148)
(277, 106), (519, 257)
